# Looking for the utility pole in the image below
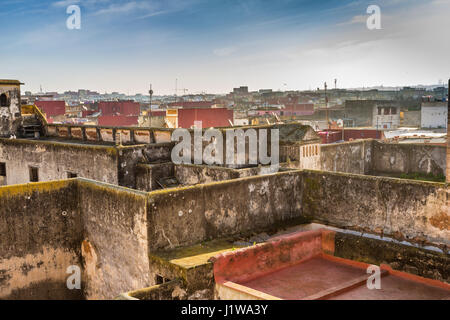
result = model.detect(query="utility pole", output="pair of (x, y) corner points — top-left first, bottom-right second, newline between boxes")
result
(148, 84), (153, 111)
(175, 78), (178, 103)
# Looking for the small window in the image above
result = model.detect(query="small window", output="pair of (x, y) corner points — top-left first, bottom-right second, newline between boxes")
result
(315, 145), (318, 155)
(0, 94), (8, 107)
(29, 167), (39, 182)
(155, 274), (170, 285)
(67, 172), (78, 178)
(0, 163), (6, 176)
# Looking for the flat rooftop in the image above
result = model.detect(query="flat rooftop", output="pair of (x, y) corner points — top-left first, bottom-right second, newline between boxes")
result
(239, 256), (450, 300)
(213, 229), (450, 300)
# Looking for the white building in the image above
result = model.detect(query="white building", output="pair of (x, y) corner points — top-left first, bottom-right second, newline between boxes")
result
(421, 102), (448, 129)
(372, 105), (400, 130)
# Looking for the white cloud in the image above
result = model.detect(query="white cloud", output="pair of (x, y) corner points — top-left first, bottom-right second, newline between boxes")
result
(52, 0), (80, 7)
(337, 15), (367, 26)
(94, 1), (153, 15)
(213, 47), (238, 57)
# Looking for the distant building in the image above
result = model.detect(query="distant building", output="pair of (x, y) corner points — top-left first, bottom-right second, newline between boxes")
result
(373, 104), (400, 130)
(421, 102), (448, 129)
(167, 108), (234, 128)
(98, 115), (139, 127)
(98, 101), (140, 116)
(232, 86), (249, 95)
(35, 100), (66, 118)
(167, 101), (214, 109)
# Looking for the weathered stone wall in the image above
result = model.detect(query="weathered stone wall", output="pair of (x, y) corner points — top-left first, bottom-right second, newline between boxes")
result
(372, 141), (446, 176)
(301, 170), (449, 247)
(146, 171), (304, 251)
(135, 162), (174, 192)
(0, 139), (119, 186)
(78, 179), (150, 299)
(174, 164), (240, 186)
(0, 84), (21, 137)
(0, 179), (152, 300)
(118, 143), (173, 189)
(0, 180), (83, 299)
(320, 140), (373, 175)
(0, 139), (173, 189)
(320, 139), (446, 178)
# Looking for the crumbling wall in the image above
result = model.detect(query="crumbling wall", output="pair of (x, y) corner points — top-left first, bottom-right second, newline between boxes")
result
(0, 84), (21, 137)
(372, 141), (446, 176)
(119, 143), (173, 189)
(320, 140), (446, 178)
(0, 180), (83, 300)
(174, 164), (240, 186)
(320, 140), (373, 174)
(135, 162), (174, 192)
(301, 170), (449, 248)
(0, 139), (119, 186)
(146, 171), (304, 251)
(78, 179), (150, 299)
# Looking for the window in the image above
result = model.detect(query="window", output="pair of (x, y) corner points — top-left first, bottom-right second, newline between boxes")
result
(67, 172), (78, 178)
(377, 107), (382, 115)
(29, 167), (39, 182)
(0, 94), (8, 107)
(155, 274), (170, 285)
(391, 107), (397, 115)
(0, 163), (6, 176)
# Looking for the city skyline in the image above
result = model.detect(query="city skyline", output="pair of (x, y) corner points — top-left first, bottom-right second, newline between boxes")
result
(1, 0), (449, 95)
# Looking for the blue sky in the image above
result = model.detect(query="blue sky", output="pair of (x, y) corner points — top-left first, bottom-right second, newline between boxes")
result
(1, 0), (449, 94)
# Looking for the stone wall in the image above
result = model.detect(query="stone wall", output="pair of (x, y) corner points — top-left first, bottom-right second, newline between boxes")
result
(78, 179), (150, 299)
(0, 180), (83, 299)
(0, 138), (173, 189)
(320, 140), (373, 175)
(1, 169), (449, 299)
(0, 84), (21, 137)
(174, 164), (240, 186)
(320, 139), (446, 178)
(135, 162), (174, 192)
(301, 170), (449, 247)
(146, 171), (304, 251)
(0, 139), (119, 186)
(372, 142), (446, 176)
(0, 179), (151, 300)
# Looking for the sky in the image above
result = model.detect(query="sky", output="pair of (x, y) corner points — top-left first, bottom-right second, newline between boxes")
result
(0, 0), (449, 95)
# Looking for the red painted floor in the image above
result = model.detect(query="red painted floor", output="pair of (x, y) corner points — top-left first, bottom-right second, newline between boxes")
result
(330, 275), (450, 300)
(238, 256), (450, 300)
